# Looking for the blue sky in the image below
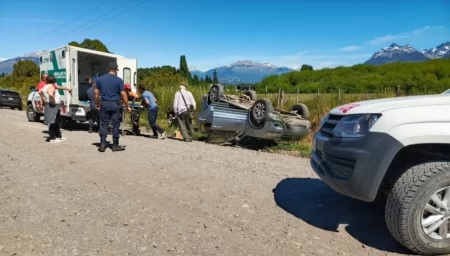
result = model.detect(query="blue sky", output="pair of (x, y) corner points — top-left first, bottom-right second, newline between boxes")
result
(0, 0), (449, 71)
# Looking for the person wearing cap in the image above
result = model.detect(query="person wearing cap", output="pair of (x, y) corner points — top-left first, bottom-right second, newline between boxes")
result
(173, 83), (196, 142)
(94, 62), (131, 152)
(137, 85), (166, 139)
(124, 83), (141, 135)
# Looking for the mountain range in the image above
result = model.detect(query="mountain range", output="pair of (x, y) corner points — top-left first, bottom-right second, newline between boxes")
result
(1, 42), (449, 84)
(364, 42), (450, 65)
(189, 60), (295, 84)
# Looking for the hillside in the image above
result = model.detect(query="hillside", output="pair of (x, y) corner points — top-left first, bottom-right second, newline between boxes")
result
(257, 58), (450, 95)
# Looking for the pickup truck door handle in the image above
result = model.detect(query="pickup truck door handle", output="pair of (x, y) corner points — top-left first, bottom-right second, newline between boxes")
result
(212, 125), (221, 128)
(198, 118), (206, 121)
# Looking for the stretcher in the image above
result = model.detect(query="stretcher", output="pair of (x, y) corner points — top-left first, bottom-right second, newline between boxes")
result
(120, 100), (144, 136)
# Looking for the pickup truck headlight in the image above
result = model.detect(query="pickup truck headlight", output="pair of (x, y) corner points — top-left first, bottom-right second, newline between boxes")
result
(332, 114), (381, 138)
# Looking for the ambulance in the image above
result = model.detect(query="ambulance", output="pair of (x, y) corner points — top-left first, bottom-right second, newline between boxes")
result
(26, 45), (137, 125)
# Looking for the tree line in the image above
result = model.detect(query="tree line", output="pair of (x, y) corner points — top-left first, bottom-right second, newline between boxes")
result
(256, 59), (450, 95)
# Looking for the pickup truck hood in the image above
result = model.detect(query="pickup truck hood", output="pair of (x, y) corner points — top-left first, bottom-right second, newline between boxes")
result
(329, 94), (450, 115)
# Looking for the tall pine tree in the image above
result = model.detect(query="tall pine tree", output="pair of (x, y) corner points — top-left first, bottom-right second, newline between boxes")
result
(213, 69), (218, 83)
(179, 55), (191, 82)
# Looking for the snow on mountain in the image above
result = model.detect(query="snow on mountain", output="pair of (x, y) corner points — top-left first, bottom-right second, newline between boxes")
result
(422, 42), (450, 59)
(190, 60), (294, 84)
(364, 43), (429, 65)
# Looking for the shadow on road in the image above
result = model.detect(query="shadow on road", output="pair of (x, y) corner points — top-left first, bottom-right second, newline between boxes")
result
(273, 177), (410, 254)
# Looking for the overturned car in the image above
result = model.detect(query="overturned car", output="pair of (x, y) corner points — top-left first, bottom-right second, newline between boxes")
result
(197, 84), (311, 144)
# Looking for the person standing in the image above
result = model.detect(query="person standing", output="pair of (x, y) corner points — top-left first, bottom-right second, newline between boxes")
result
(137, 85), (165, 139)
(95, 63), (131, 152)
(86, 76), (99, 133)
(124, 83), (141, 135)
(37, 73), (48, 91)
(41, 75), (71, 143)
(173, 84), (196, 142)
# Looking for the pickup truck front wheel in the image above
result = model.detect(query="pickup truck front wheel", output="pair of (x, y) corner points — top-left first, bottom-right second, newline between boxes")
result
(385, 162), (450, 255)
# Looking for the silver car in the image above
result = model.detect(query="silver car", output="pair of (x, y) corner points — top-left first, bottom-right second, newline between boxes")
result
(197, 84), (311, 144)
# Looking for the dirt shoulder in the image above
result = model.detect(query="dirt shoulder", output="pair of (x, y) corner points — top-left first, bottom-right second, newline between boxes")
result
(0, 108), (408, 255)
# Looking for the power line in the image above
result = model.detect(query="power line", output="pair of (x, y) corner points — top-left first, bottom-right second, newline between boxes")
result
(40, 0), (150, 51)
(20, 0), (110, 49)
(32, 0), (136, 51)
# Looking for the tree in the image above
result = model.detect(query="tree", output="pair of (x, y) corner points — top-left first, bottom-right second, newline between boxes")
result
(179, 55), (190, 81)
(68, 41), (81, 47)
(0, 72), (5, 78)
(205, 75), (212, 83)
(193, 74), (200, 86)
(200, 76), (204, 82)
(300, 64), (313, 71)
(69, 39), (110, 53)
(213, 69), (219, 83)
(12, 60), (39, 78)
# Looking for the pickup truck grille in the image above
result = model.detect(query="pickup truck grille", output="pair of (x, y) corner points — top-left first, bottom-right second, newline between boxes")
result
(319, 114), (343, 136)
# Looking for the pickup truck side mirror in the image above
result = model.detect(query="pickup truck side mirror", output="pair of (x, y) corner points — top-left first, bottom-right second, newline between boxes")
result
(29, 86), (36, 91)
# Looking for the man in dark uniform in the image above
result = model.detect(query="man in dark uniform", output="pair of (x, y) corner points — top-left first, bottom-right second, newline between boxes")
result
(94, 63), (131, 152)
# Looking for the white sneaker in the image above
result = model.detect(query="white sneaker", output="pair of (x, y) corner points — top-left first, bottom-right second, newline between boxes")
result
(58, 137), (67, 141)
(49, 139), (62, 143)
(159, 132), (166, 139)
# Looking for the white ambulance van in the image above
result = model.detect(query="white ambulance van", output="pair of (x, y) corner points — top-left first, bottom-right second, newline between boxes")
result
(26, 45), (137, 125)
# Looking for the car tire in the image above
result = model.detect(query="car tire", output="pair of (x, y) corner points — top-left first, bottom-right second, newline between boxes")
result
(244, 90), (257, 101)
(18, 105), (23, 111)
(385, 161), (450, 255)
(207, 84), (224, 105)
(289, 103), (310, 119)
(251, 98), (273, 123)
(26, 104), (40, 122)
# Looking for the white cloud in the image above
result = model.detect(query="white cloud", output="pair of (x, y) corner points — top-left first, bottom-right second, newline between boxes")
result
(338, 45), (363, 52)
(365, 25), (444, 45)
(189, 52), (372, 71)
(0, 58), (6, 62)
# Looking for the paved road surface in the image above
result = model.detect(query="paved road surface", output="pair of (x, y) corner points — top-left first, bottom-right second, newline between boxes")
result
(0, 108), (410, 255)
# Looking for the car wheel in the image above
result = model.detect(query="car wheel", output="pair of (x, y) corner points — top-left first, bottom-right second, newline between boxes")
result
(244, 90), (257, 101)
(251, 98), (273, 123)
(27, 104), (39, 122)
(207, 84), (224, 104)
(385, 161), (450, 255)
(10, 107), (14, 110)
(289, 103), (310, 119)
(18, 105), (23, 111)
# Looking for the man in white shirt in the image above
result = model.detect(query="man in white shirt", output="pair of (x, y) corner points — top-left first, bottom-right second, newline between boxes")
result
(173, 84), (196, 142)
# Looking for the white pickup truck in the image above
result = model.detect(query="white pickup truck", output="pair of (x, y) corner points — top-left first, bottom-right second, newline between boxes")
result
(310, 91), (450, 255)
(26, 45), (137, 124)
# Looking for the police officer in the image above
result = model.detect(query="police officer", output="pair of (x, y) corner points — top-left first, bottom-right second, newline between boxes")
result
(94, 62), (131, 152)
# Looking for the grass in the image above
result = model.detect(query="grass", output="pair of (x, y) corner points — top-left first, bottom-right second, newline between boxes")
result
(133, 86), (398, 157)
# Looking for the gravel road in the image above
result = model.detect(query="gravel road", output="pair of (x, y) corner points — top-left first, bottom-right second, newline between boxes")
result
(0, 108), (411, 256)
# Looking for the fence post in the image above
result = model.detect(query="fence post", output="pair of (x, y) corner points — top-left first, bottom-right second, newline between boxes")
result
(281, 90), (285, 109)
(296, 87), (299, 104)
(265, 86), (268, 98)
(277, 88), (281, 108)
(338, 88), (341, 105)
(396, 85), (400, 97)
(366, 90), (369, 99)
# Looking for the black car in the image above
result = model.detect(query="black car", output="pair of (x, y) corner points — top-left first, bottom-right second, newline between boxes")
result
(0, 89), (23, 110)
